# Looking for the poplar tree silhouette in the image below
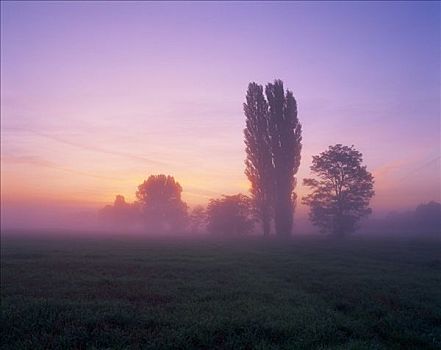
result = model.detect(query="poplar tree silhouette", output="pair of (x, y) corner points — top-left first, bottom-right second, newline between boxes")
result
(244, 83), (273, 236)
(244, 79), (302, 237)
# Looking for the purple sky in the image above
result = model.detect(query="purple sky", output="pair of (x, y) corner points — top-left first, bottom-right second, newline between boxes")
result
(1, 1), (440, 229)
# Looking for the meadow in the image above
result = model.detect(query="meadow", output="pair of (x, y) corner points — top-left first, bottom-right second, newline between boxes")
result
(1, 234), (440, 349)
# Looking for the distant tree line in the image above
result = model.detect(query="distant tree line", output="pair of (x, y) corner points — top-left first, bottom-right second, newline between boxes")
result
(100, 175), (188, 233)
(99, 176), (253, 235)
(365, 201), (440, 238)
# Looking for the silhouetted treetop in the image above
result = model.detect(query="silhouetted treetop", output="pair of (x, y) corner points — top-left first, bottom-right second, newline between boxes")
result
(206, 194), (253, 236)
(136, 175), (188, 232)
(303, 144), (374, 237)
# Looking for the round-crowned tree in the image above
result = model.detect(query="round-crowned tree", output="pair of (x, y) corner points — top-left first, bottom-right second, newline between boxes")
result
(136, 175), (188, 233)
(302, 144), (374, 237)
(206, 194), (254, 236)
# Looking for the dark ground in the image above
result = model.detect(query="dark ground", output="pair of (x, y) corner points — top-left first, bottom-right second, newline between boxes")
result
(1, 233), (440, 349)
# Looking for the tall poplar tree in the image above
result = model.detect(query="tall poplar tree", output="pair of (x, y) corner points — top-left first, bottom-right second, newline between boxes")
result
(266, 80), (302, 237)
(244, 83), (273, 236)
(244, 80), (302, 237)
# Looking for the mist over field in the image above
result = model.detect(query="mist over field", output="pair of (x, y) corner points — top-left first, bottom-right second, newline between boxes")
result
(1, 201), (440, 240)
(2, 188), (439, 239)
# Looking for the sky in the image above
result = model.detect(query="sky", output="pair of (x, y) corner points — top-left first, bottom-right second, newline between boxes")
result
(1, 1), (440, 229)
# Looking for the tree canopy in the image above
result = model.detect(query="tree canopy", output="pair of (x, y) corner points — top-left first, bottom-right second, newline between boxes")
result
(302, 144), (374, 237)
(136, 175), (188, 232)
(206, 194), (253, 236)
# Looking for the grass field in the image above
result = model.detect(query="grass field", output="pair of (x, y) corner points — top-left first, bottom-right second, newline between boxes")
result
(1, 234), (440, 349)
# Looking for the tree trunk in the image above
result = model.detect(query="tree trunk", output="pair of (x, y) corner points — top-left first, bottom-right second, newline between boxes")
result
(274, 176), (293, 238)
(262, 216), (270, 237)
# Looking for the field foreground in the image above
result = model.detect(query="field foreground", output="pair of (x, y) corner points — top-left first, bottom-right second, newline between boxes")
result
(1, 234), (440, 349)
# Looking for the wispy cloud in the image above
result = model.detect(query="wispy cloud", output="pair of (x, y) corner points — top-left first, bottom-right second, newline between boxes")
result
(2, 127), (170, 167)
(1, 154), (124, 181)
(396, 156), (440, 183)
(372, 159), (410, 180)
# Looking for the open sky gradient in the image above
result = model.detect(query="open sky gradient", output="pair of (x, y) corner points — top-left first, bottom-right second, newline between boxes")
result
(1, 1), (440, 229)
